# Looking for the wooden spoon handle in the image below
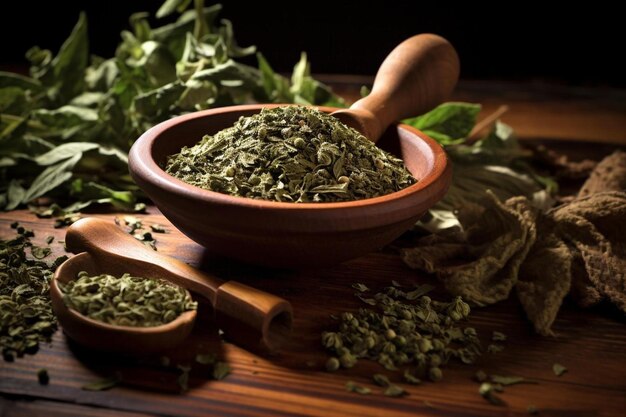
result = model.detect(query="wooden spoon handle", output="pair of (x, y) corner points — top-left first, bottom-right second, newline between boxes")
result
(65, 217), (222, 298)
(333, 34), (459, 142)
(65, 217), (292, 351)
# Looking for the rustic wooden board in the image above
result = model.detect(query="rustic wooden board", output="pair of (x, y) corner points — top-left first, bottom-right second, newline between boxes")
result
(1, 208), (625, 417)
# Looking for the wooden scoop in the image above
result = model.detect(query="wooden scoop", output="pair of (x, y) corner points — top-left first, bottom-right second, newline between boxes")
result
(50, 217), (292, 354)
(333, 33), (459, 142)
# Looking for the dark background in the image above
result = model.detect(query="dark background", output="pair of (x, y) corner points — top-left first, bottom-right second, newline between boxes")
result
(1, 1), (623, 87)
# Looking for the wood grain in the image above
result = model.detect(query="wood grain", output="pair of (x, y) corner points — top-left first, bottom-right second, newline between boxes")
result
(1, 208), (625, 417)
(326, 77), (626, 145)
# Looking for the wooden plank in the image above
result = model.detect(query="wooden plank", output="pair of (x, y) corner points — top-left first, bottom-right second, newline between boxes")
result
(0, 397), (155, 417)
(1, 209), (625, 417)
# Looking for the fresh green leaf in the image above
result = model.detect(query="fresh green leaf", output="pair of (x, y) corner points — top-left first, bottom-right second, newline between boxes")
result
(156, 0), (190, 19)
(404, 102), (481, 145)
(21, 153), (82, 203)
(0, 71), (42, 90)
(34, 143), (99, 166)
(5, 180), (26, 210)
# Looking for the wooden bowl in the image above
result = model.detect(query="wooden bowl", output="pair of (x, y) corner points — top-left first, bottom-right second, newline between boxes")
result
(129, 104), (451, 268)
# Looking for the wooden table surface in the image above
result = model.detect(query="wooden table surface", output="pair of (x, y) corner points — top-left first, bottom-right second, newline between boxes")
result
(1, 81), (625, 417)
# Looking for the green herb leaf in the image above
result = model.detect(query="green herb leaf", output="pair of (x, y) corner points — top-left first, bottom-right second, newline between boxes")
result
(195, 352), (216, 365)
(352, 283), (370, 292)
(384, 384), (407, 397)
(492, 331), (507, 342)
(81, 375), (120, 391)
(552, 363), (567, 376)
(346, 381), (371, 395)
(212, 361), (230, 380)
(490, 375), (534, 386)
(479, 382), (505, 406)
(404, 102), (481, 145)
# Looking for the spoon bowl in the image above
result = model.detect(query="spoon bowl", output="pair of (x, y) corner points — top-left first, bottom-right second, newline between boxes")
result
(51, 252), (197, 354)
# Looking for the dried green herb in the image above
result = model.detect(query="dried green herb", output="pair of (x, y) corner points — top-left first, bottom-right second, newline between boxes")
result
(37, 369), (49, 385)
(492, 331), (507, 342)
(177, 365), (191, 392)
(322, 284), (481, 387)
(403, 369), (421, 385)
(60, 272), (197, 327)
(195, 352), (216, 365)
(1, 227), (61, 360)
(45, 236), (54, 245)
(373, 373), (391, 387)
(490, 375), (534, 386)
(384, 384), (407, 397)
(325, 357), (340, 372)
(552, 363), (567, 376)
(82, 375), (121, 391)
(212, 361), (231, 380)
(345, 381), (371, 395)
(479, 382), (505, 406)
(474, 370), (488, 382)
(150, 224), (167, 233)
(352, 283), (370, 293)
(0, 1), (343, 213)
(487, 344), (504, 354)
(166, 106), (415, 202)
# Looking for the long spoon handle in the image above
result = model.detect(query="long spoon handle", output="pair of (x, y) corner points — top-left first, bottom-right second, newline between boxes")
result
(333, 34), (459, 142)
(65, 217), (292, 351)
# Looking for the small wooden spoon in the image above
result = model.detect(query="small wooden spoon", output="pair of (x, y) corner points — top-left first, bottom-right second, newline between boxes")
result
(333, 33), (459, 142)
(50, 218), (292, 354)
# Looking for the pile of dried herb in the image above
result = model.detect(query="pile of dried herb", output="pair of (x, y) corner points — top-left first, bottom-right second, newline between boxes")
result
(0, 0), (343, 215)
(322, 281), (481, 385)
(165, 106), (415, 202)
(60, 272), (197, 327)
(1, 223), (66, 361)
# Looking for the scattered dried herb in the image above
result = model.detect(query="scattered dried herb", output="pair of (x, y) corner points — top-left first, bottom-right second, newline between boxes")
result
(479, 382), (505, 406)
(177, 365), (191, 392)
(82, 375), (121, 391)
(490, 375), (532, 386)
(345, 381), (371, 395)
(1, 225), (62, 360)
(212, 361), (231, 380)
(166, 106), (415, 202)
(492, 331), (507, 342)
(60, 272), (197, 327)
(474, 370), (487, 382)
(352, 283), (370, 293)
(195, 353), (216, 365)
(372, 373), (391, 387)
(552, 363), (567, 376)
(487, 344), (504, 354)
(384, 384), (407, 397)
(325, 357), (340, 372)
(322, 283), (481, 388)
(150, 224), (167, 233)
(37, 369), (49, 385)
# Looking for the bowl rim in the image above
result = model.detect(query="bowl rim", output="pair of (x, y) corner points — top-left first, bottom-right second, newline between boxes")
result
(129, 103), (449, 212)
